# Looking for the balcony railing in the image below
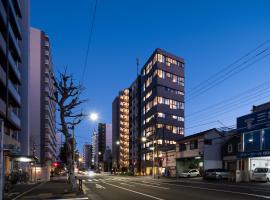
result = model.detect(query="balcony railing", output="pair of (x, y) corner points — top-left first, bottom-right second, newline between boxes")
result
(0, 32), (6, 55)
(8, 80), (21, 106)
(0, 65), (6, 86)
(13, 0), (22, 18)
(8, 24), (21, 61)
(0, 98), (6, 116)
(0, 1), (7, 24)
(8, 53), (21, 83)
(8, 108), (21, 130)
(8, 1), (22, 39)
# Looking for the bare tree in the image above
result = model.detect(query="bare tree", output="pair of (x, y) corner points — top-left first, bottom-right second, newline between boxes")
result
(50, 70), (86, 190)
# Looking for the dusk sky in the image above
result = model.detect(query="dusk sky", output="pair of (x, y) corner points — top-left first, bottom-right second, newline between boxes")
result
(31, 0), (270, 152)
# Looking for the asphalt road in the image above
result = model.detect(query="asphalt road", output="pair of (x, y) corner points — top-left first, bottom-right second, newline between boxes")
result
(79, 173), (270, 200)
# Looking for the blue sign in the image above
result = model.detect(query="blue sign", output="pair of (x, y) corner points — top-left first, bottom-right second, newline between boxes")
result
(237, 150), (270, 159)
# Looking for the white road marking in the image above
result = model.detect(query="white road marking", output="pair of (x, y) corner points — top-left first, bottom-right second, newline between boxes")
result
(120, 182), (136, 187)
(175, 179), (270, 191)
(52, 198), (88, 200)
(131, 182), (169, 190)
(87, 179), (93, 182)
(103, 182), (165, 200)
(164, 182), (270, 199)
(96, 184), (106, 189)
(142, 181), (161, 185)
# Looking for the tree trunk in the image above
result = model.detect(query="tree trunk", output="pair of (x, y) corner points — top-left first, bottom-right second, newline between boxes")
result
(61, 111), (77, 191)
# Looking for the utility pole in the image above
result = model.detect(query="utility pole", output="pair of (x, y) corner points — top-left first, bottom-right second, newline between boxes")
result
(0, 119), (4, 200)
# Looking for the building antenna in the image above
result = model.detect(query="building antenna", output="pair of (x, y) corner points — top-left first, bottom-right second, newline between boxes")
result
(136, 58), (139, 76)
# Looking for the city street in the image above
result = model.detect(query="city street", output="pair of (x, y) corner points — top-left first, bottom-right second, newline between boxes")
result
(79, 173), (270, 200)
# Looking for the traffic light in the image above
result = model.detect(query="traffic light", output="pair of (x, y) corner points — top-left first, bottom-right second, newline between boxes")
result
(52, 162), (60, 167)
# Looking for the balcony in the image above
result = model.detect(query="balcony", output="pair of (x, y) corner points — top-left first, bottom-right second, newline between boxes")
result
(8, 80), (21, 106)
(0, 32), (6, 55)
(0, 98), (6, 117)
(8, 108), (21, 130)
(8, 24), (21, 61)
(8, 53), (21, 83)
(0, 65), (6, 86)
(8, 1), (22, 39)
(13, 0), (22, 18)
(0, 1), (7, 28)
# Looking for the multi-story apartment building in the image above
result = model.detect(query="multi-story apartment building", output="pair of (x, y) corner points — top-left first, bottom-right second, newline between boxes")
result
(112, 96), (120, 171)
(141, 48), (185, 175)
(0, 0), (30, 175)
(97, 123), (113, 171)
(112, 89), (130, 171)
(98, 123), (106, 166)
(129, 76), (142, 174)
(83, 144), (92, 169)
(29, 28), (57, 181)
(91, 130), (98, 168)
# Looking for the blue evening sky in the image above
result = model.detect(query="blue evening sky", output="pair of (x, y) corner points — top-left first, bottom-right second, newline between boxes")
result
(31, 0), (270, 152)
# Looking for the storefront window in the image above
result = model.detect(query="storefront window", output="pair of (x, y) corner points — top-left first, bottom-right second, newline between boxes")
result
(263, 128), (270, 150)
(244, 130), (261, 152)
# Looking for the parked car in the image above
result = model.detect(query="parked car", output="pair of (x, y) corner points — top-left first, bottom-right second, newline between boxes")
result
(204, 169), (229, 179)
(251, 168), (270, 182)
(179, 169), (200, 178)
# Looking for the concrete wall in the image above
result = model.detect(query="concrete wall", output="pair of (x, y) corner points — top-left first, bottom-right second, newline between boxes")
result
(203, 130), (224, 170)
(29, 28), (41, 159)
(19, 0), (30, 156)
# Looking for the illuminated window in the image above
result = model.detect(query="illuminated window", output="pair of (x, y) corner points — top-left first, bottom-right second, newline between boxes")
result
(157, 54), (165, 63)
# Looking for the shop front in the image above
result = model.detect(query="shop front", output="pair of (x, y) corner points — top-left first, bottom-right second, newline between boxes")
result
(236, 103), (270, 182)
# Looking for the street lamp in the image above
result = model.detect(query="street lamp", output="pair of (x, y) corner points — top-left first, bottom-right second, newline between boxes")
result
(141, 137), (147, 143)
(89, 112), (99, 122)
(116, 141), (120, 145)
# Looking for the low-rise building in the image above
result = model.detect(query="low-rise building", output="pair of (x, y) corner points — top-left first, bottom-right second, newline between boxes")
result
(176, 128), (225, 175)
(236, 102), (270, 182)
(222, 131), (241, 171)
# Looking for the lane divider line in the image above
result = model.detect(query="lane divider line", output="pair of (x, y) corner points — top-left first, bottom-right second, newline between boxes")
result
(163, 182), (270, 199)
(103, 182), (165, 200)
(131, 182), (169, 190)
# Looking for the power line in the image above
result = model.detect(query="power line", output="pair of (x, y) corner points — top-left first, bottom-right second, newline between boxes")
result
(186, 81), (270, 119)
(187, 93), (270, 127)
(187, 50), (270, 101)
(81, 0), (98, 83)
(186, 40), (270, 95)
(186, 40), (270, 101)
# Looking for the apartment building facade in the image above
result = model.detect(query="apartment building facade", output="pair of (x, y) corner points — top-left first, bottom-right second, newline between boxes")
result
(83, 144), (92, 169)
(141, 49), (185, 175)
(0, 0), (30, 175)
(129, 76), (142, 174)
(29, 28), (57, 181)
(91, 131), (98, 168)
(112, 89), (130, 171)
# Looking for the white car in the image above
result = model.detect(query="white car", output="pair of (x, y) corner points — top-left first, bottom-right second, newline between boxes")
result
(179, 169), (200, 178)
(252, 168), (270, 182)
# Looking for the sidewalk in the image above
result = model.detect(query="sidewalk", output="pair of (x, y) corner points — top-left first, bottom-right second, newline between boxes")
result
(6, 176), (88, 200)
